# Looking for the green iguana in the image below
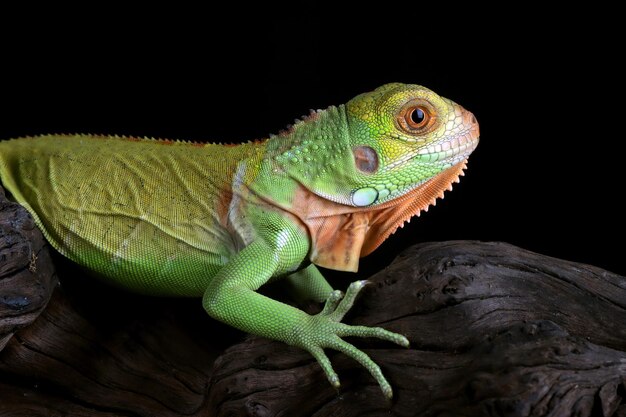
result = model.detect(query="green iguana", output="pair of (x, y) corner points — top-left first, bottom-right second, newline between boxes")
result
(0, 83), (479, 399)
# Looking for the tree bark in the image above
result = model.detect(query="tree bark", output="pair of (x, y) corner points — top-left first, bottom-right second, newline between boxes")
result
(1, 188), (625, 416)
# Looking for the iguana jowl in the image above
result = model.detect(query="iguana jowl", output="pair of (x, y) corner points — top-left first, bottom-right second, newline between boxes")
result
(0, 83), (479, 398)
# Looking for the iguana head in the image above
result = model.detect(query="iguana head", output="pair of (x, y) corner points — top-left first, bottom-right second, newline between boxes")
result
(264, 83), (479, 271)
(341, 83), (479, 206)
(274, 83), (479, 207)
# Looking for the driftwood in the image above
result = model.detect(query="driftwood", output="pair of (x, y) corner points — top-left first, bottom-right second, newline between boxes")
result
(0, 188), (57, 352)
(1, 187), (626, 416)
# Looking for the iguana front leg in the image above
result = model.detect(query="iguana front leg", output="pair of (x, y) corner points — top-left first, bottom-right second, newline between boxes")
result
(294, 279), (409, 399)
(201, 218), (408, 399)
(285, 263), (334, 303)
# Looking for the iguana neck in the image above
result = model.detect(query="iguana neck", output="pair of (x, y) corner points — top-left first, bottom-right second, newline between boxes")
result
(259, 105), (353, 205)
(255, 148), (467, 272)
(284, 161), (467, 272)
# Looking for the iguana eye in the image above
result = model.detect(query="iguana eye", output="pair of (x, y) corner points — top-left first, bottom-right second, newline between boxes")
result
(397, 103), (434, 134)
(405, 106), (429, 129)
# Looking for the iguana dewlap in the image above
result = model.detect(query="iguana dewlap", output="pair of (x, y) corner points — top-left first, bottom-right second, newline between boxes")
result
(0, 83), (479, 399)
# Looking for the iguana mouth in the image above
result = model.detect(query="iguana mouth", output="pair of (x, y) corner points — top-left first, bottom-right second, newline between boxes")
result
(415, 137), (478, 163)
(414, 126), (479, 164)
(385, 136), (477, 171)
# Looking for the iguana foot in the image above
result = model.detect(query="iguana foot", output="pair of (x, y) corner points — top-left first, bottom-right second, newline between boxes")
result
(290, 280), (409, 399)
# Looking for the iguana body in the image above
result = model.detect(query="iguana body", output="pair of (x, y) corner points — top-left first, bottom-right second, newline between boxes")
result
(0, 83), (479, 398)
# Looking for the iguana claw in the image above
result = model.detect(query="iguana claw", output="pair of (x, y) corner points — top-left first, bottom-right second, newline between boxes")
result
(293, 279), (409, 399)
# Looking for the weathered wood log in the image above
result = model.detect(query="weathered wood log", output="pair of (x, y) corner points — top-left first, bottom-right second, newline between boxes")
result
(208, 242), (626, 416)
(0, 188), (57, 352)
(1, 186), (625, 416)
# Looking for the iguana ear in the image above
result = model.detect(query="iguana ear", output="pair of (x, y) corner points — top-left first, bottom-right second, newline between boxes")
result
(353, 146), (379, 174)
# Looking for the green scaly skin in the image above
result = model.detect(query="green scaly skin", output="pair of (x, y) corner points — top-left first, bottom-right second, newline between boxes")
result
(0, 83), (479, 399)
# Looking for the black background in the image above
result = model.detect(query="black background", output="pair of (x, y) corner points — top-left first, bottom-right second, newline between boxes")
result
(1, 11), (623, 277)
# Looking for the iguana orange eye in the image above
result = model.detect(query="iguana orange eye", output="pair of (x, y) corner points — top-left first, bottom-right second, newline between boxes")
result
(405, 106), (429, 129)
(397, 103), (435, 134)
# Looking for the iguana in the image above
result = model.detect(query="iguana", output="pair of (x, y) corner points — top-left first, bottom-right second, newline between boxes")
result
(0, 83), (479, 399)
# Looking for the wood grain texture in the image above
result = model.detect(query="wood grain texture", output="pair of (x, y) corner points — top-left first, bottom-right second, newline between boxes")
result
(0, 188), (56, 352)
(1, 187), (625, 416)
